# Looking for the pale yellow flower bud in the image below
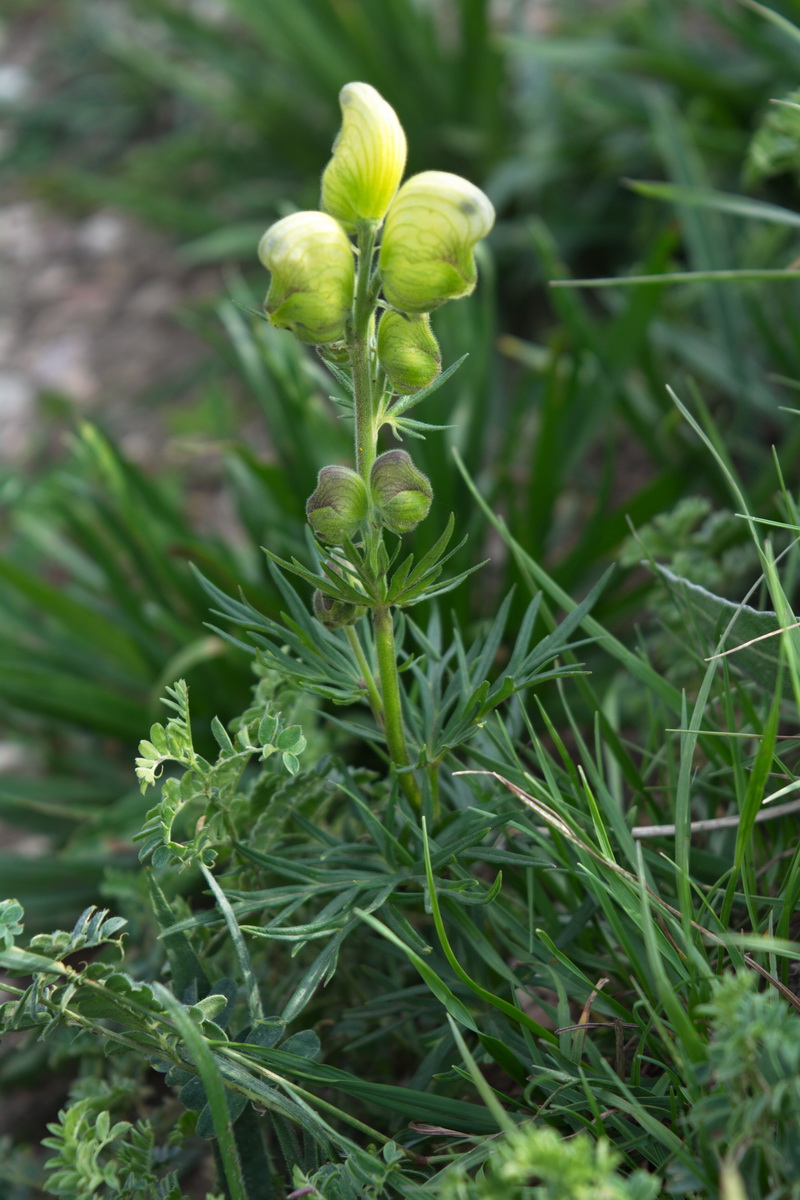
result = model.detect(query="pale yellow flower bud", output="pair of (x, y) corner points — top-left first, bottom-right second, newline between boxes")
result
(379, 171), (495, 313)
(321, 82), (407, 228)
(377, 311), (441, 394)
(258, 211), (354, 344)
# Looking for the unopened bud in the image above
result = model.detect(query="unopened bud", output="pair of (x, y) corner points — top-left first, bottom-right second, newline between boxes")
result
(312, 589), (364, 629)
(321, 82), (407, 228)
(317, 340), (350, 366)
(379, 171), (494, 313)
(258, 211), (354, 344)
(377, 311), (441, 393)
(306, 465), (368, 543)
(370, 449), (432, 534)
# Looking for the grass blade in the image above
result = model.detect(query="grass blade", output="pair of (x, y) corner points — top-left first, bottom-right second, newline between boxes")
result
(153, 983), (247, 1200)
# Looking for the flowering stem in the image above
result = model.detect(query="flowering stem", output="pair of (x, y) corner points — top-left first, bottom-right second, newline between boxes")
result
(351, 221), (379, 484)
(373, 605), (422, 812)
(349, 222), (420, 812)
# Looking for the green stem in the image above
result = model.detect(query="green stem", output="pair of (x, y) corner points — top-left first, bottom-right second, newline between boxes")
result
(348, 222), (420, 812)
(345, 624), (383, 717)
(351, 221), (379, 484)
(373, 605), (422, 812)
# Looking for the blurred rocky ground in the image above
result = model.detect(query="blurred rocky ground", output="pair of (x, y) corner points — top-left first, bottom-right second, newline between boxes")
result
(0, 200), (220, 464)
(0, 6), (230, 471)
(0, 9), (253, 862)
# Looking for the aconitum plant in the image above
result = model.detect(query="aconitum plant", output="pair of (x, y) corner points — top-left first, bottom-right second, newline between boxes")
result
(257, 81), (495, 812)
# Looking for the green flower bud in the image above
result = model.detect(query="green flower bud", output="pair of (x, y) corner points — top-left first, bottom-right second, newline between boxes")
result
(321, 83), (407, 229)
(312, 589), (364, 629)
(377, 311), (441, 394)
(317, 340), (350, 366)
(306, 465), (368, 543)
(370, 449), (433, 535)
(258, 211), (354, 344)
(378, 171), (495, 313)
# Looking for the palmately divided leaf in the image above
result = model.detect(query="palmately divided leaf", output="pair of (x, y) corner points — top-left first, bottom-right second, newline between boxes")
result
(655, 564), (795, 696)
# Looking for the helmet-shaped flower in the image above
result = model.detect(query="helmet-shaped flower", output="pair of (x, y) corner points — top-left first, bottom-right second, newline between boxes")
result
(321, 83), (407, 228)
(258, 211), (354, 344)
(306, 465), (368, 544)
(379, 171), (495, 313)
(370, 450), (433, 535)
(377, 311), (441, 394)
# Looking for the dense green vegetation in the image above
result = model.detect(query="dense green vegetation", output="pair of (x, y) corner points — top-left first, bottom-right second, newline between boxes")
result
(3, 1), (800, 1196)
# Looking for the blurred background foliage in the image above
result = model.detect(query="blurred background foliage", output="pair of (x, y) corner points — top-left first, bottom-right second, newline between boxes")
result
(3, 0), (800, 912)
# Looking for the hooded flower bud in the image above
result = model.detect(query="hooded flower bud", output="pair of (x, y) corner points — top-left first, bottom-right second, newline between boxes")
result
(306, 465), (368, 543)
(258, 211), (354, 344)
(321, 82), (407, 228)
(377, 311), (441, 394)
(312, 589), (364, 630)
(378, 171), (495, 313)
(370, 450), (433, 534)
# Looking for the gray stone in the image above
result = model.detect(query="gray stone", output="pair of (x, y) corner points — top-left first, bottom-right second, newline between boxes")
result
(0, 370), (35, 459)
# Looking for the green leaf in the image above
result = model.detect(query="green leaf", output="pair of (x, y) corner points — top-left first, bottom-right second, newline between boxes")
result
(230, 1042), (502, 1134)
(738, 0), (800, 51)
(201, 865), (264, 1025)
(147, 872), (209, 999)
(747, 85), (800, 185)
(453, 448), (683, 713)
(280, 1029), (321, 1060)
(263, 549), (367, 605)
(626, 179), (800, 230)
(282, 752), (300, 775)
(0, 658), (146, 740)
(0, 558), (150, 677)
(211, 715), (235, 751)
(275, 725), (306, 753)
(421, 821), (558, 1046)
(0, 899), (24, 949)
(654, 565), (794, 696)
(384, 416), (456, 440)
(380, 354), (468, 422)
(196, 1091), (248, 1140)
(258, 713), (279, 746)
(0, 946), (69, 976)
(447, 1017), (515, 1133)
(354, 908), (480, 1033)
(552, 268), (800, 289)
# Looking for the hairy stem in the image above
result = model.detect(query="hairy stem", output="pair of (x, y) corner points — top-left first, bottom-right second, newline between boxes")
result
(345, 624), (383, 717)
(348, 222), (420, 811)
(373, 604), (422, 812)
(351, 221), (379, 484)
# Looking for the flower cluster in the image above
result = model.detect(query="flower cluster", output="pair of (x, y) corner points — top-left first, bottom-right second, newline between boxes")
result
(257, 81), (494, 624)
